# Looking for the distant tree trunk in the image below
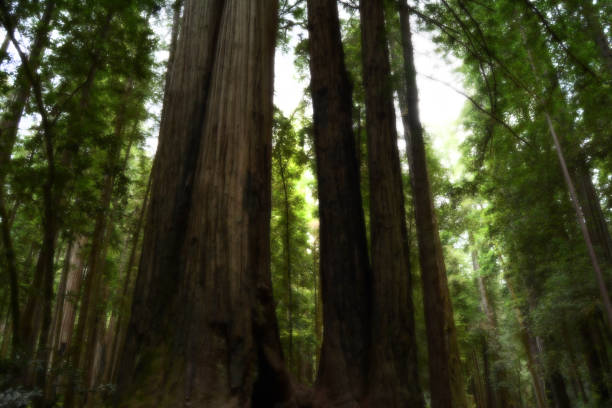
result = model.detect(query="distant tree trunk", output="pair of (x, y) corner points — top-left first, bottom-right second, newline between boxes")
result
(274, 146), (294, 370)
(506, 281), (549, 408)
(115, 2), (294, 406)
(520, 23), (612, 328)
(57, 235), (87, 356)
(472, 249), (513, 408)
(359, 0), (423, 406)
(580, 320), (611, 404)
(0, 0), (56, 360)
(548, 370), (571, 408)
(481, 338), (496, 408)
(45, 235), (86, 401)
(396, 3), (467, 407)
(64, 83), (132, 408)
(471, 350), (486, 408)
(0, 186), (20, 355)
(47, 240), (74, 370)
(306, 0), (371, 405)
(312, 235), (322, 378)
(106, 176), (151, 384)
(165, 0), (183, 88)
(580, 0), (612, 76)
(0, 0), (55, 176)
(107, 176), (151, 384)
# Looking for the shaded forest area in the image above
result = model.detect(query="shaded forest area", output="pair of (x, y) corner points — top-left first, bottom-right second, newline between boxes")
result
(0, 0), (610, 407)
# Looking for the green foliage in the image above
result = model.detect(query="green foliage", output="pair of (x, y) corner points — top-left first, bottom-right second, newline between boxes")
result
(271, 107), (319, 382)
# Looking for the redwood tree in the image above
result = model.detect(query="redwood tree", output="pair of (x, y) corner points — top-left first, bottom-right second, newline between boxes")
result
(359, 0), (423, 406)
(115, 1), (294, 406)
(307, 0), (372, 406)
(397, 2), (468, 407)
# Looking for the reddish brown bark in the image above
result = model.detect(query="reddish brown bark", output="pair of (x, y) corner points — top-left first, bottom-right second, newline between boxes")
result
(397, 3), (467, 407)
(116, 2), (293, 406)
(306, 0), (371, 405)
(359, 0), (423, 406)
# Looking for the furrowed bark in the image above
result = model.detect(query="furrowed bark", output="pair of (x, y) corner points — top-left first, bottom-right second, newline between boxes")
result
(306, 0), (372, 405)
(116, 1), (294, 406)
(397, 3), (467, 407)
(359, 0), (423, 406)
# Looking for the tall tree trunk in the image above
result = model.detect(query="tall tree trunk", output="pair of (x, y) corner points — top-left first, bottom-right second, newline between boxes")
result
(580, 320), (611, 404)
(548, 370), (571, 408)
(306, 0), (371, 406)
(107, 176), (151, 384)
(45, 235), (86, 402)
(46, 240), (73, 371)
(116, 2), (294, 406)
(396, 3), (467, 407)
(0, 185), (20, 355)
(64, 83), (131, 408)
(471, 350), (486, 408)
(274, 146), (294, 370)
(0, 0), (56, 360)
(57, 235), (87, 357)
(520, 23), (612, 328)
(0, 0), (55, 176)
(359, 0), (423, 406)
(506, 280), (549, 408)
(472, 249), (513, 408)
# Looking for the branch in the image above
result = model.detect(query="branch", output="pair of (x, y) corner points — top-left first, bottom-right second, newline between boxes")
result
(521, 0), (602, 82)
(419, 72), (532, 148)
(0, 0), (54, 167)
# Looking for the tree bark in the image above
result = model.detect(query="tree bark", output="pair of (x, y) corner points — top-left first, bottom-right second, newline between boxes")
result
(0, 0), (56, 360)
(46, 239), (73, 373)
(506, 280), (549, 408)
(0, 184), (20, 355)
(273, 142), (294, 370)
(116, 2), (294, 406)
(0, 0), (55, 177)
(396, 3), (467, 407)
(107, 176), (151, 385)
(472, 249), (513, 408)
(64, 83), (132, 408)
(359, 0), (423, 406)
(57, 235), (87, 356)
(306, 0), (372, 406)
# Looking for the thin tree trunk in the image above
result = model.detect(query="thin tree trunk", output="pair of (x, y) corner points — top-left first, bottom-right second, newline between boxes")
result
(472, 248), (513, 408)
(520, 25), (612, 328)
(307, 0), (372, 405)
(0, 0), (56, 360)
(359, 0), (423, 406)
(0, 0), (56, 177)
(108, 176), (151, 384)
(396, 3), (467, 407)
(471, 350), (486, 408)
(275, 148), (293, 370)
(64, 83), (132, 408)
(506, 281), (549, 408)
(45, 235), (86, 402)
(47, 240), (73, 371)
(580, 320), (611, 404)
(0, 184), (20, 355)
(57, 235), (87, 356)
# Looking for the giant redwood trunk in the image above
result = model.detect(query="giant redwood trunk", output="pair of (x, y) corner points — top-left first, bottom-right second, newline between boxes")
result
(359, 0), (423, 406)
(397, 3), (467, 407)
(115, 1), (294, 406)
(306, 0), (372, 406)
